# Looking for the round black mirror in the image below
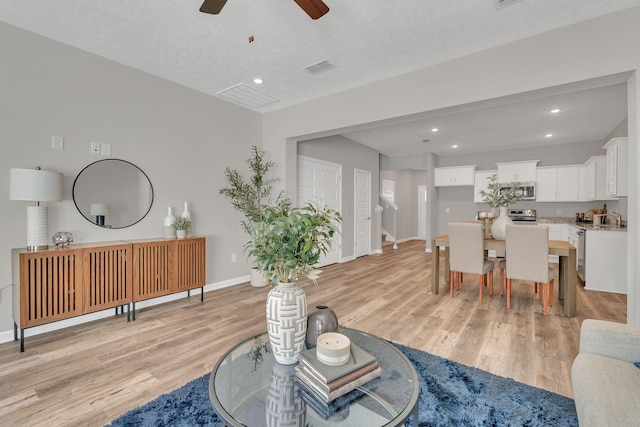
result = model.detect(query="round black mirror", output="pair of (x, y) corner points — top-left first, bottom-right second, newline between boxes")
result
(73, 159), (154, 229)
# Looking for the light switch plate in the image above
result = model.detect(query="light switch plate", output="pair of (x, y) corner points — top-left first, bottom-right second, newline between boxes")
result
(52, 136), (64, 150)
(101, 143), (112, 156)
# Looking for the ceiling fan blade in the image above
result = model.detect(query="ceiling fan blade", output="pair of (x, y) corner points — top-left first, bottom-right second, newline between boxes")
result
(200, 0), (228, 14)
(293, 0), (329, 20)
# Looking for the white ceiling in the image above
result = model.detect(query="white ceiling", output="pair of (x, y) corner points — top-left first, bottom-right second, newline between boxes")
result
(1, 0), (636, 156)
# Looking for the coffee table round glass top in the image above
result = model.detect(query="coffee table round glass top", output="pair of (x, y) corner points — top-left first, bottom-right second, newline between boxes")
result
(209, 328), (419, 426)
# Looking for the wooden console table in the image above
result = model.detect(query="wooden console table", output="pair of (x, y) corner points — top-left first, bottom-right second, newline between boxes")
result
(12, 237), (206, 351)
(431, 235), (577, 317)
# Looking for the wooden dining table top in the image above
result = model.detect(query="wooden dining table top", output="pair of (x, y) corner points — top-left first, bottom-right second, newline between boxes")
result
(432, 234), (576, 256)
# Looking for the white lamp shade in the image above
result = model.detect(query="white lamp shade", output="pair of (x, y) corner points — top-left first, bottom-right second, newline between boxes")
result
(9, 168), (63, 202)
(90, 203), (111, 215)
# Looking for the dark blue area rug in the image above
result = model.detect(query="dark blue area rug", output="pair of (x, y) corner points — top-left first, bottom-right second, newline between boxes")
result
(107, 344), (577, 427)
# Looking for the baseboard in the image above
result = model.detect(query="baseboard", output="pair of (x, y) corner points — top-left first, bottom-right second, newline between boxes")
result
(0, 275), (250, 345)
(340, 255), (356, 263)
(370, 249), (383, 255)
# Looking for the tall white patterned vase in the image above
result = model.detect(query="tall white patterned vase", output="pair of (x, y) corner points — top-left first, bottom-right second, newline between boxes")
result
(491, 206), (513, 240)
(266, 282), (307, 365)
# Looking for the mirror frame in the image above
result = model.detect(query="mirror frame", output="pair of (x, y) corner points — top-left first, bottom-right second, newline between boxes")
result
(72, 159), (154, 229)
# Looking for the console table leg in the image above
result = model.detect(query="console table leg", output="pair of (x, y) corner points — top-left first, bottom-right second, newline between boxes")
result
(127, 304), (131, 322)
(200, 287), (204, 302)
(132, 302), (136, 321)
(20, 328), (24, 353)
(14, 322), (17, 341)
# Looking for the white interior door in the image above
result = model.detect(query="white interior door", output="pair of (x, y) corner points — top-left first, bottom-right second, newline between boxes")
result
(297, 156), (341, 266)
(354, 169), (371, 258)
(418, 185), (427, 240)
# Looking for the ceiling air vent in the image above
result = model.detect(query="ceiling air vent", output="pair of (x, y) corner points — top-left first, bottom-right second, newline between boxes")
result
(495, 0), (524, 9)
(216, 83), (280, 109)
(303, 59), (335, 74)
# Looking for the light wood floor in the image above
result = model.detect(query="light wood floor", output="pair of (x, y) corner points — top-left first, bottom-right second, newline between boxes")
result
(0, 240), (626, 426)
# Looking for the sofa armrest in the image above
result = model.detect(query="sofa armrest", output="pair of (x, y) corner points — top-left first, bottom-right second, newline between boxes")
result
(580, 319), (640, 363)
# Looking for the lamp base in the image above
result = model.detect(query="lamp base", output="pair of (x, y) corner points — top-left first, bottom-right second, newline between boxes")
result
(27, 205), (49, 251)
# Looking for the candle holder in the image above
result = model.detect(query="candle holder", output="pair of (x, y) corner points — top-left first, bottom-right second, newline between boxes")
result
(483, 217), (494, 239)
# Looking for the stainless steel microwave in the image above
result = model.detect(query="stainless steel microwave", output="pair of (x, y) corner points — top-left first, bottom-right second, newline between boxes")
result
(499, 183), (536, 200)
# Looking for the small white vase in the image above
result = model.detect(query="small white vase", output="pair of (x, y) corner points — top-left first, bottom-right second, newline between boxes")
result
(491, 206), (513, 240)
(163, 207), (176, 239)
(251, 267), (269, 287)
(176, 229), (186, 239)
(181, 202), (192, 237)
(266, 282), (307, 365)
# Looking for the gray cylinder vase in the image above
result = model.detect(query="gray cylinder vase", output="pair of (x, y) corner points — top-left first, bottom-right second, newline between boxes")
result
(305, 305), (339, 349)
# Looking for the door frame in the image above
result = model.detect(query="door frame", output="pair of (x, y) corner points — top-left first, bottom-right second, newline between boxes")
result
(354, 168), (372, 257)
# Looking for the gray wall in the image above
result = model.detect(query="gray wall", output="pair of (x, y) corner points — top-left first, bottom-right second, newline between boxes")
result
(298, 136), (381, 257)
(380, 169), (429, 241)
(0, 22), (262, 333)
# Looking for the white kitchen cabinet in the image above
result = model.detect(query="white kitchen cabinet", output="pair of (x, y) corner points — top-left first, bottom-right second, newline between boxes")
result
(536, 166), (580, 202)
(496, 160), (538, 183)
(584, 229), (627, 294)
(434, 165), (476, 187)
(546, 223), (565, 263)
(474, 170), (497, 203)
(583, 155), (617, 201)
(603, 137), (628, 197)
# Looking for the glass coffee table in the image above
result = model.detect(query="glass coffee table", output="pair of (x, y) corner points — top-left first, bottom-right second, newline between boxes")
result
(209, 328), (419, 426)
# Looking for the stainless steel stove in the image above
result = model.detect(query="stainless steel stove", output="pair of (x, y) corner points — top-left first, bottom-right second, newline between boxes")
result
(508, 209), (536, 222)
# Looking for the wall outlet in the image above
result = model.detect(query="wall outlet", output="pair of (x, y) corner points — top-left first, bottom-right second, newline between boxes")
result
(231, 253), (237, 263)
(445, 207), (450, 214)
(91, 142), (100, 154)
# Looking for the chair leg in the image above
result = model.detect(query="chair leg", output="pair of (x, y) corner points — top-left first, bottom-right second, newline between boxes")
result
(537, 283), (543, 301)
(456, 272), (460, 290)
(450, 270), (454, 298)
(479, 274), (484, 304)
(500, 268), (505, 296)
(549, 279), (554, 307)
(460, 273), (464, 283)
(488, 270), (494, 296)
(535, 282), (538, 294)
(543, 282), (549, 316)
(506, 278), (512, 309)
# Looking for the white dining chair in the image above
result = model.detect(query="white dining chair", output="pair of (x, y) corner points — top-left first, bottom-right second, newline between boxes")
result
(504, 224), (557, 315)
(448, 222), (495, 303)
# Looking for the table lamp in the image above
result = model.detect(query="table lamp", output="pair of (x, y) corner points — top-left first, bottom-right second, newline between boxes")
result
(90, 203), (110, 226)
(9, 167), (63, 251)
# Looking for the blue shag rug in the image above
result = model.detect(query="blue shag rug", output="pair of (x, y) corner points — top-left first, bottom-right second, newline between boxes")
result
(107, 344), (577, 427)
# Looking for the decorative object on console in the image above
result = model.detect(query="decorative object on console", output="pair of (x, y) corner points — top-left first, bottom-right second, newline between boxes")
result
(479, 174), (523, 240)
(163, 207), (176, 238)
(173, 216), (190, 239)
(245, 199), (341, 364)
(9, 167), (63, 251)
(181, 201), (192, 237)
(306, 305), (339, 349)
(316, 332), (351, 366)
(90, 203), (110, 226)
(52, 231), (73, 247)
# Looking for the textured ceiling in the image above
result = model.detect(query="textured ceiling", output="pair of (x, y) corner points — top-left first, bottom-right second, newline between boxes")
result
(1, 0), (638, 156)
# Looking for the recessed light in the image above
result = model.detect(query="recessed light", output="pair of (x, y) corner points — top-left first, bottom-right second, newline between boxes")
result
(452, 144), (459, 148)
(550, 108), (560, 114)
(253, 78), (264, 84)
(431, 128), (439, 132)
(545, 133), (554, 138)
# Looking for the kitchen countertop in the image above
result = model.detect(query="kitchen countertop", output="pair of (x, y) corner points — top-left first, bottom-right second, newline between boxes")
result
(537, 216), (627, 231)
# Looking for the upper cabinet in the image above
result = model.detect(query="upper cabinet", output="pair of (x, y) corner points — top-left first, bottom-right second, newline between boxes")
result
(602, 137), (628, 197)
(474, 170), (497, 203)
(536, 165), (580, 202)
(583, 155), (618, 201)
(434, 165), (476, 187)
(496, 160), (538, 183)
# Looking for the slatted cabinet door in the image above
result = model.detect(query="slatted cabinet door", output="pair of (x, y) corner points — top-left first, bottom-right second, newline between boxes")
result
(16, 248), (83, 328)
(133, 240), (174, 301)
(83, 243), (132, 314)
(174, 237), (206, 292)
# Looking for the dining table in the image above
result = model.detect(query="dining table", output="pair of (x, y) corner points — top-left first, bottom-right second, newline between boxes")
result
(431, 234), (578, 317)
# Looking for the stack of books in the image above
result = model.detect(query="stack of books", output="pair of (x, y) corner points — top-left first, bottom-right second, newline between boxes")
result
(295, 343), (381, 404)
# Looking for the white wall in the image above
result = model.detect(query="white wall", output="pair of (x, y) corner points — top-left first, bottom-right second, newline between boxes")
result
(261, 8), (640, 323)
(0, 22), (262, 334)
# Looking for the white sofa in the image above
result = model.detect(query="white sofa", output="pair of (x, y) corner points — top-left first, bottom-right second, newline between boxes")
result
(571, 319), (640, 426)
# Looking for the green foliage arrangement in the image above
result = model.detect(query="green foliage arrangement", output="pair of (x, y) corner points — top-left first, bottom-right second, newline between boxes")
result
(173, 216), (190, 230)
(479, 174), (524, 208)
(245, 199), (342, 286)
(219, 145), (283, 235)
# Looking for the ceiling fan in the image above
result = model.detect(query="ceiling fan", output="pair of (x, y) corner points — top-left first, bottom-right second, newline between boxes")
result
(200, 0), (329, 20)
